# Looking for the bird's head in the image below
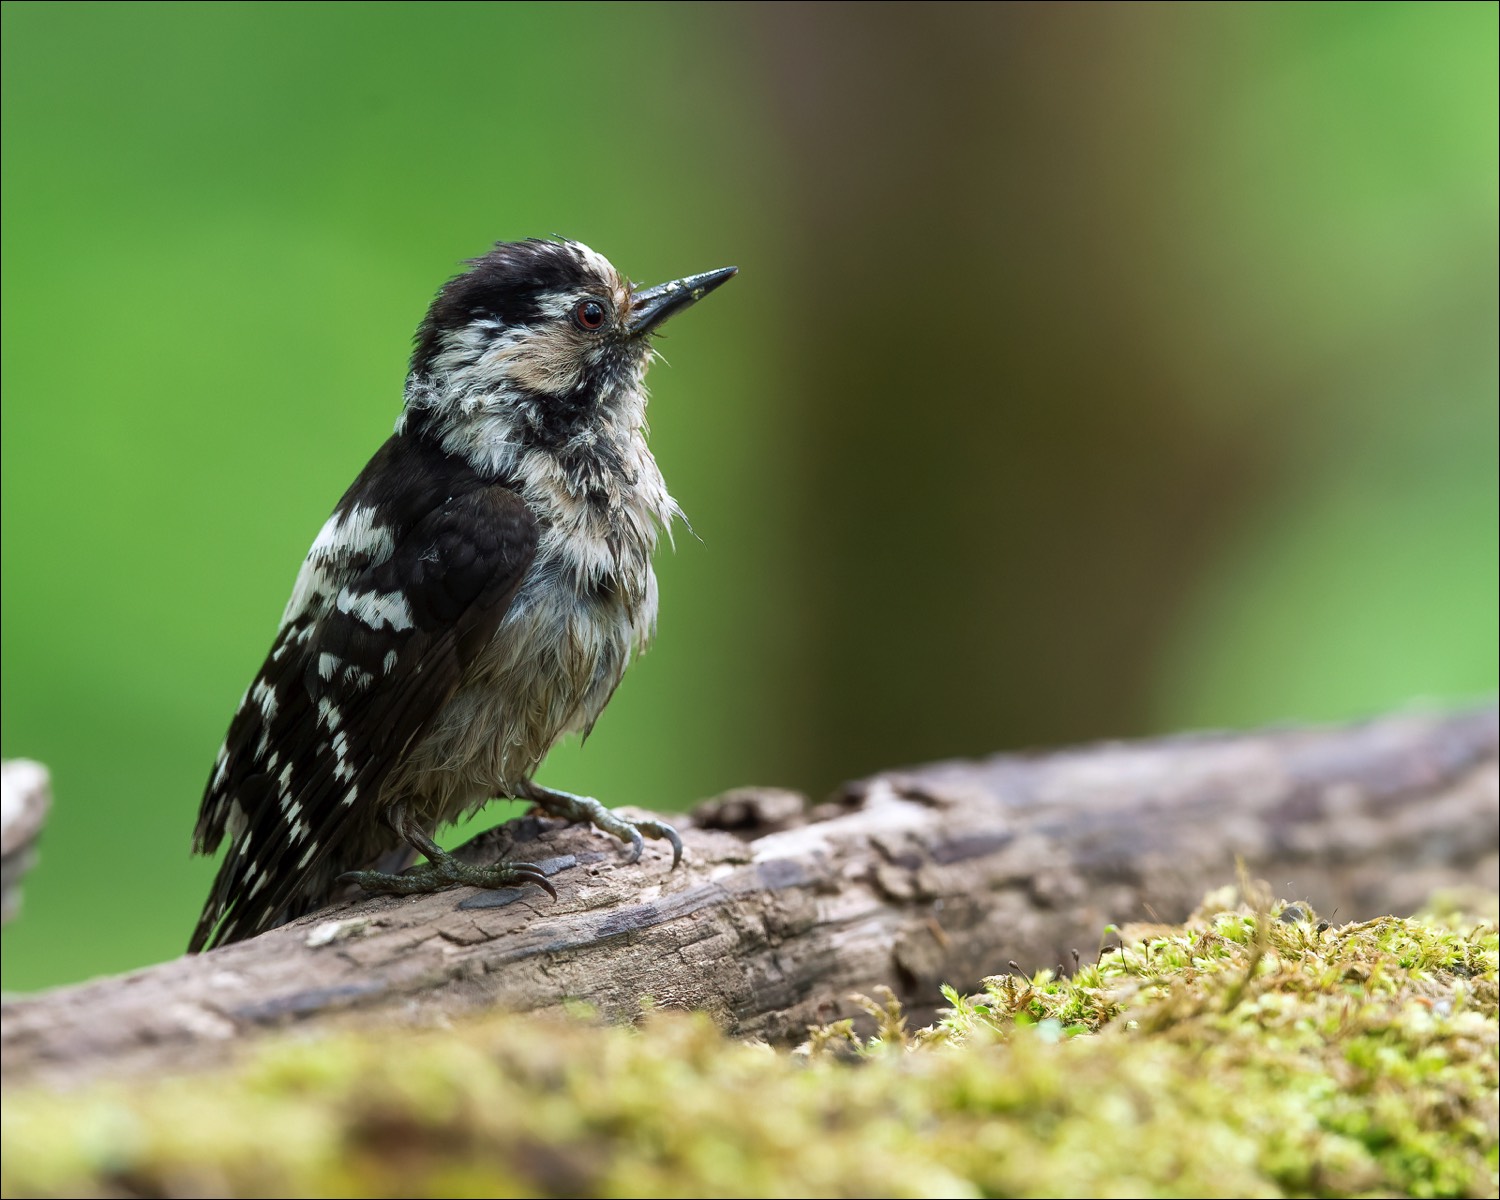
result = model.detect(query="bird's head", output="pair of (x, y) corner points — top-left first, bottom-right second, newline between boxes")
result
(402, 239), (735, 468)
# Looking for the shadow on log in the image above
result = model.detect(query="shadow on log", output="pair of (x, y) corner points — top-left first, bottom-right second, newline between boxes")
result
(3, 707), (1496, 1089)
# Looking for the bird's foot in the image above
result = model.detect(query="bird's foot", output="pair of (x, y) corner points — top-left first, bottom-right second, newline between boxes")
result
(519, 783), (684, 867)
(339, 849), (557, 899)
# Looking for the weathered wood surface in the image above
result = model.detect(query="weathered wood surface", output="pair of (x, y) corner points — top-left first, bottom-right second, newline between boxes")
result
(3, 708), (1496, 1090)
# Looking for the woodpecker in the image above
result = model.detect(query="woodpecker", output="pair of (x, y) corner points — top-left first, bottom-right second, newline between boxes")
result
(189, 238), (736, 951)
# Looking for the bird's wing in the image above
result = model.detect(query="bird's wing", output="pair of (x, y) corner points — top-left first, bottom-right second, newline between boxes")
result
(189, 483), (538, 951)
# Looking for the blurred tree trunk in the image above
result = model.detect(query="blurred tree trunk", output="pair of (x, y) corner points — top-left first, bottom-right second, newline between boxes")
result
(736, 3), (1274, 791)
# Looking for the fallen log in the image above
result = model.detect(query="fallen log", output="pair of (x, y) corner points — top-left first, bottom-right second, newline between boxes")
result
(3, 707), (1495, 1089)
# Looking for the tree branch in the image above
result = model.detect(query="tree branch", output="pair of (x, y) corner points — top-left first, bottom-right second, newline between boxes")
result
(4, 707), (1495, 1089)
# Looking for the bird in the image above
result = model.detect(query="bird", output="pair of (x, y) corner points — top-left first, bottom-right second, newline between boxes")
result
(188, 237), (736, 951)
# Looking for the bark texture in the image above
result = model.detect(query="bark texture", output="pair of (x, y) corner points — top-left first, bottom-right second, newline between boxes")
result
(3, 708), (1496, 1090)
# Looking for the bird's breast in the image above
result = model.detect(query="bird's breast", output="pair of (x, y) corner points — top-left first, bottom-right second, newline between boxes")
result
(395, 436), (674, 815)
(397, 549), (654, 818)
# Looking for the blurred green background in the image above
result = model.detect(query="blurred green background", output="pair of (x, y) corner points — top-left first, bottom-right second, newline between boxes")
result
(3, 2), (1494, 991)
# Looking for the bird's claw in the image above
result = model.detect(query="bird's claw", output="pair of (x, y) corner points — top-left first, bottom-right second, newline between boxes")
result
(520, 786), (684, 869)
(506, 864), (558, 900)
(338, 856), (557, 900)
(632, 819), (683, 868)
(605, 816), (682, 868)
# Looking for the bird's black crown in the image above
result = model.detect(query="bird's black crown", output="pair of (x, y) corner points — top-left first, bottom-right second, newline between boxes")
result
(412, 239), (612, 377)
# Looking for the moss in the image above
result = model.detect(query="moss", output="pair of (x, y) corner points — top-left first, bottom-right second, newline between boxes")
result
(4, 891), (1495, 1198)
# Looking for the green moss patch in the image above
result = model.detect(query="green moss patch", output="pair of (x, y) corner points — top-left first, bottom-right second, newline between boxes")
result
(4, 891), (1495, 1198)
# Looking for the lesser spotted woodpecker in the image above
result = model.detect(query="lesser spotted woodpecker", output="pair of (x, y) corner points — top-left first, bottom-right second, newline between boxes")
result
(189, 238), (736, 951)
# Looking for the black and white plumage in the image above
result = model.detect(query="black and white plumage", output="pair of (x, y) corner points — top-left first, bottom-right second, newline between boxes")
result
(190, 238), (735, 951)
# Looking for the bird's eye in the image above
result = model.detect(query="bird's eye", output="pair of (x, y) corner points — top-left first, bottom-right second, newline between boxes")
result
(573, 299), (607, 331)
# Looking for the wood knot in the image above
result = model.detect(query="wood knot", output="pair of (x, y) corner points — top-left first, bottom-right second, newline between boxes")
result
(691, 787), (808, 836)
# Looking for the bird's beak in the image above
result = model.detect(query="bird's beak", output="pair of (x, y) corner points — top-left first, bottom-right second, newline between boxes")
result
(627, 265), (738, 336)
